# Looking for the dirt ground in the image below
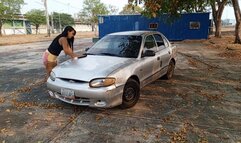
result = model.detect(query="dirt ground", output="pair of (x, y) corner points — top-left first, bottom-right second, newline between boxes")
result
(0, 30), (241, 142)
(184, 34), (241, 61)
(205, 36), (241, 60)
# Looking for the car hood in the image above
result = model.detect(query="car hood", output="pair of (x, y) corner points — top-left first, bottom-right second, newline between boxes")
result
(53, 55), (133, 82)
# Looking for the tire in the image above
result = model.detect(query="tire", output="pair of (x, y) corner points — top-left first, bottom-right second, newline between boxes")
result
(120, 79), (140, 109)
(163, 60), (175, 80)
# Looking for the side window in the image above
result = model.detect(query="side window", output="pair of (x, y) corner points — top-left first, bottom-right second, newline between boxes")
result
(154, 34), (165, 51)
(144, 35), (157, 52)
(161, 34), (170, 47)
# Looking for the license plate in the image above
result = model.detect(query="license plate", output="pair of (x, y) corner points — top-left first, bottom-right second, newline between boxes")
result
(61, 88), (75, 99)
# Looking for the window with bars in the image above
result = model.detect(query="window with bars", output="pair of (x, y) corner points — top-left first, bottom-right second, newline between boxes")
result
(149, 23), (158, 29)
(190, 21), (200, 29)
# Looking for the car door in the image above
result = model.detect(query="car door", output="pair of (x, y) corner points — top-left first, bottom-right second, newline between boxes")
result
(161, 34), (172, 69)
(154, 33), (172, 75)
(140, 34), (160, 87)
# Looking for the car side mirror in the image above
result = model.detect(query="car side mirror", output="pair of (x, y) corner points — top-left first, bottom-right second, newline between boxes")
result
(143, 50), (155, 57)
(85, 47), (90, 52)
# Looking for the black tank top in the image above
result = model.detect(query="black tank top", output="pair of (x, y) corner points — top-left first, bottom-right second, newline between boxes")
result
(48, 35), (63, 56)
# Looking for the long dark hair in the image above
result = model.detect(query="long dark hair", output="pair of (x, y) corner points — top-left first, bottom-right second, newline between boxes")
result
(60, 26), (76, 51)
(61, 26), (76, 37)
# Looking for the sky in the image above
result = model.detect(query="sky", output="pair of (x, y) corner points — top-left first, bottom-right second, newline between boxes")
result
(21, 0), (237, 20)
(21, 0), (128, 18)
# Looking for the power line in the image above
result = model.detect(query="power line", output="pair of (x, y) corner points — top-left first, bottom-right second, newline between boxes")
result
(52, 0), (81, 10)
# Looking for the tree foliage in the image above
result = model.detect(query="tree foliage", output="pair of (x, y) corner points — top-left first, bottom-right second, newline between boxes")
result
(108, 5), (118, 15)
(25, 9), (46, 34)
(119, 4), (143, 15)
(78, 0), (109, 24)
(58, 13), (75, 28)
(0, 0), (24, 35)
(51, 12), (74, 31)
(129, 0), (210, 17)
(78, 0), (110, 31)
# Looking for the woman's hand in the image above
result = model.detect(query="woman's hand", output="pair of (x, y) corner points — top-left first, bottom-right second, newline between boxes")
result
(71, 54), (78, 60)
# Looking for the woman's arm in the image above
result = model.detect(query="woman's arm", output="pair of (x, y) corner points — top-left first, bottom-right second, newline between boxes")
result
(59, 37), (77, 59)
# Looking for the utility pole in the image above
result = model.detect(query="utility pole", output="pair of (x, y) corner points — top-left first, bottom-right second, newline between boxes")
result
(51, 12), (54, 34)
(44, 0), (50, 37)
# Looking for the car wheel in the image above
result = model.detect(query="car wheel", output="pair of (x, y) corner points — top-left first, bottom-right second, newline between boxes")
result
(120, 79), (140, 109)
(164, 60), (175, 80)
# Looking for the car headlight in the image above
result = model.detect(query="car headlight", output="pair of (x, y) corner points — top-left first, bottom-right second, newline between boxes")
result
(50, 72), (56, 81)
(89, 78), (116, 88)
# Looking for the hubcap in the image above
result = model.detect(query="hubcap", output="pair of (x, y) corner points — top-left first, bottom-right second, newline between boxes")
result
(124, 87), (135, 101)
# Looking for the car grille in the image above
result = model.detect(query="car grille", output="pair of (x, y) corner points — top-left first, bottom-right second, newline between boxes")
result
(56, 92), (90, 105)
(59, 78), (88, 83)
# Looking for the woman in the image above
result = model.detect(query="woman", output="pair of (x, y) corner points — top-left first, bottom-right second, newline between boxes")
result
(42, 26), (78, 78)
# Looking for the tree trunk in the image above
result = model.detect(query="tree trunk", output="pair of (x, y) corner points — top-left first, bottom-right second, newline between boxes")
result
(214, 18), (222, 37)
(91, 23), (94, 32)
(211, 0), (227, 38)
(0, 21), (2, 36)
(232, 0), (241, 44)
(36, 25), (39, 35)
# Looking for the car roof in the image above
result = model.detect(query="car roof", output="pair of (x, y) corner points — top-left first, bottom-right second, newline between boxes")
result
(108, 31), (161, 36)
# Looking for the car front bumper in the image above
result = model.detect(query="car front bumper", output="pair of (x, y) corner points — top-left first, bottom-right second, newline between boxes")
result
(47, 78), (124, 108)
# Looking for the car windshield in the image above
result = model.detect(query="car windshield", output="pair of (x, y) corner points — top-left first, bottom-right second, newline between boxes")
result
(86, 35), (142, 58)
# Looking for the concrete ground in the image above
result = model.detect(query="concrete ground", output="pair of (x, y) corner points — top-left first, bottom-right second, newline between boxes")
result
(0, 38), (241, 143)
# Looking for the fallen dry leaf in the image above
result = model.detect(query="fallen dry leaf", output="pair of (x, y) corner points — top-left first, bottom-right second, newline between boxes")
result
(39, 103), (63, 109)
(162, 116), (173, 123)
(9, 80), (46, 97)
(169, 122), (191, 143)
(16, 87), (31, 93)
(132, 127), (137, 131)
(95, 115), (103, 121)
(1, 128), (7, 133)
(0, 128), (15, 136)
(0, 97), (5, 103)
(142, 132), (149, 140)
(12, 99), (38, 109)
(198, 138), (208, 143)
(188, 58), (198, 67)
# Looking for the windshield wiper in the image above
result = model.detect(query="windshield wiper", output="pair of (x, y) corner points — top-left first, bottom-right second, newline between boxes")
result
(84, 53), (96, 55)
(98, 52), (120, 57)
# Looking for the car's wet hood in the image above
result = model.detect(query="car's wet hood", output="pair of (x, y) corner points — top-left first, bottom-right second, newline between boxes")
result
(53, 55), (133, 82)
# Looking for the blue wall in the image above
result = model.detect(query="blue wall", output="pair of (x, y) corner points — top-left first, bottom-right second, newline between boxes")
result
(98, 13), (210, 40)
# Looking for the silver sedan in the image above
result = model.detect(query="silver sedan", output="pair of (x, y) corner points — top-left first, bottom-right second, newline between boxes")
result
(47, 31), (177, 108)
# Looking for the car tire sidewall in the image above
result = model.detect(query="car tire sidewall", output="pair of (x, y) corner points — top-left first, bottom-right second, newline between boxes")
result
(166, 60), (175, 79)
(120, 79), (140, 109)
